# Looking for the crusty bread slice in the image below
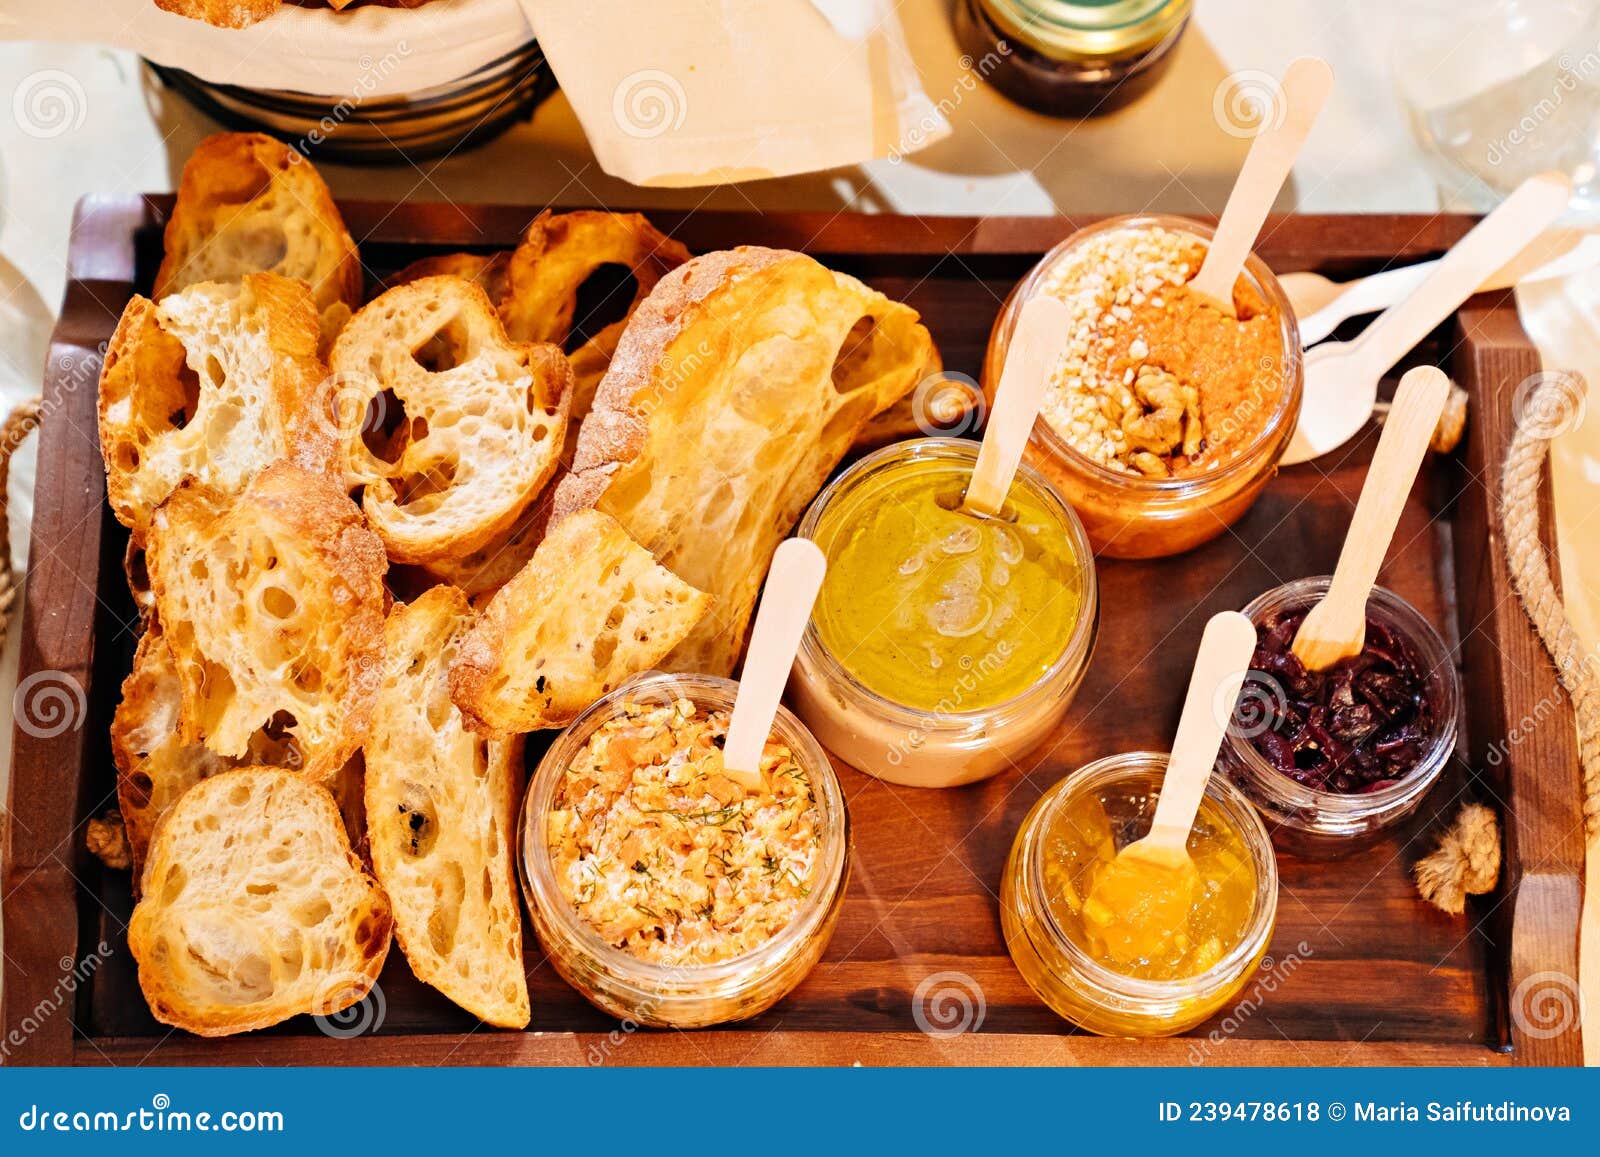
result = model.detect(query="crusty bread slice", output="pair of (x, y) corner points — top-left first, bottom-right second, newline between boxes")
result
(98, 273), (333, 541)
(498, 210), (689, 347)
(552, 246), (937, 674)
(499, 211), (690, 428)
(128, 767), (392, 1037)
(156, 133), (361, 333)
(329, 275), (572, 566)
(387, 251), (511, 304)
(450, 509), (711, 733)
(113, 630), (293, 881)
(145, 462), (387, 781)
(365, 586), (529, 1027)
(419, 487), (554, 599)
(153, 0), (280, 28)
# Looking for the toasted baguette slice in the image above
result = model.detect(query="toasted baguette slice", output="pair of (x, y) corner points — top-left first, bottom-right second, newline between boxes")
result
(98, 274), (333, 540)
(330, 276), (572, 565)
(113, 630), (296, 881)
(365, 587), (529, 1027)
(553, 246), (936, 674)
(153, 0), (280, 28)
(498, 210), (690, 347)
(387, 251), (511, 304)
(156, 133), (361, 332)
(499, 211), (690, 427)
(419, 488), (553, 599)
(450, 509), (710, 733)
(128, 767), (392, 1037)
(145, 463), (387, 780)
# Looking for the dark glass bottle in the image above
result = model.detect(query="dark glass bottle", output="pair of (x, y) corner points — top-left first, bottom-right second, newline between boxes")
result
(955, 0), (1193, 118)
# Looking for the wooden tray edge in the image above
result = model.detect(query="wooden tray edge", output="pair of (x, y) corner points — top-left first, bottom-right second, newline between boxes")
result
(1, 194), (149, 1066)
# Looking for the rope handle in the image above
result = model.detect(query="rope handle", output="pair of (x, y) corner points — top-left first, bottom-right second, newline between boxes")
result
(1500, 373), (1600, 836)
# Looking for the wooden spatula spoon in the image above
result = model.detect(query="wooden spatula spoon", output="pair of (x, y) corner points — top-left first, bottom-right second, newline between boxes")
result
(963, 293), (1069, 518)
(1290, 366), (1451, 671)
(722, 538), (827, 791)
(1188, 57), (1335, 317)
(1083, 611), (1257, 964)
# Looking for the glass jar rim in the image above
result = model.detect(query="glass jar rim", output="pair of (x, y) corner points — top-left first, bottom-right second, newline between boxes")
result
(1026, 750), (1280, 1000)
(1223, 577), (1462, 813)
(1008, 213), (1304, 494)
(518, 672), (850, 991)
(978, 0), (1192, 59)
(795, 436), (1100, 729)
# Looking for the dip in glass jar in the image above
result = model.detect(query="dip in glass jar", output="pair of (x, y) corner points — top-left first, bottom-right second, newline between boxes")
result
(790, 437), (1098, 787)
(1001, 751), (1278, 1036)
(520, 673), (850, 1028)
(1218, 578), (1461, 857)
(984, 215), (1304, 559)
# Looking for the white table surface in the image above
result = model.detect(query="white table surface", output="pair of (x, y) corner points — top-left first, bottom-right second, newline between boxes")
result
(2, 0), (1593, 1063)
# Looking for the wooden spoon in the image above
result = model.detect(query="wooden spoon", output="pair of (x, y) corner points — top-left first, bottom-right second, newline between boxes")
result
(963, 293), (1070, 517)
(722, 538), (827, 791)
(1290, 366), (1452, 671)
(1284, 171), (1572, 465)
(1083, 611), (1257, 964)
(1188, 56), (1335, 317)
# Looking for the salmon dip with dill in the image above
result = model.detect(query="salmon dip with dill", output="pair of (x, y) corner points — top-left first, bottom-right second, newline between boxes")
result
(546, 697), (822, 967)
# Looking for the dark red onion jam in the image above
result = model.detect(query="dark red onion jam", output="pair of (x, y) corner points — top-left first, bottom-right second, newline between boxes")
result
(1235, 608), (1436, 794)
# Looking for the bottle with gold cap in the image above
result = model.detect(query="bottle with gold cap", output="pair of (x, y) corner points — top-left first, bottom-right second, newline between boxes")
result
(954, 0), (1192, 118)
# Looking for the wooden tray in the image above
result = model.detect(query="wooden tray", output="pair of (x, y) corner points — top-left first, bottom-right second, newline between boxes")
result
(2, 198), (1586, 1067)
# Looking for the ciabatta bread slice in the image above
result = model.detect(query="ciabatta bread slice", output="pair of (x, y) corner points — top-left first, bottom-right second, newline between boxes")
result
(553, 246), (936, 674)
(329, 275), (572, 565)
(498, 210), (689, 347)
(98, 273), (333, 540)
(156, 133), (361, 333)
(365, 586), (529, 1028)
(145, 462), (387, 781)
(450, 509), (710, 733)
(419, 489), (553, 599)
(112, 630), (297, 881)
(499, 211), (690, 427)
(128, 767), (392, 1037)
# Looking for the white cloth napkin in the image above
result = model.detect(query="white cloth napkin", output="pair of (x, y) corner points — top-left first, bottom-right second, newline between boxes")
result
(2, 0), (949, 185)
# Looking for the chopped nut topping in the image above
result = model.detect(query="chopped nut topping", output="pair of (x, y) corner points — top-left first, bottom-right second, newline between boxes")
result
(1033, 225), (1284, 476)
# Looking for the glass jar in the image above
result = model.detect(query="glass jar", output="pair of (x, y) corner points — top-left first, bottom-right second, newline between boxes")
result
(519, 673), (851, 1028)
(1218, 578), (1462, 858)
(954, 0), (1192, 118)
(984, 214), (1304, 559)
(790, 438), (1099, 788)
(1002, 752), (1278, 1037)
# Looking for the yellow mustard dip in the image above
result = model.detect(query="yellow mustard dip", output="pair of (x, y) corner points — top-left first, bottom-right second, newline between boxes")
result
(1045, 787), (1256, 981)
(809, 452), (1084, 713)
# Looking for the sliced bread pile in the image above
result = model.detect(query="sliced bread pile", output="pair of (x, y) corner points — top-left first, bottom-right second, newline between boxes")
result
(99, 131), (940, 1038)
